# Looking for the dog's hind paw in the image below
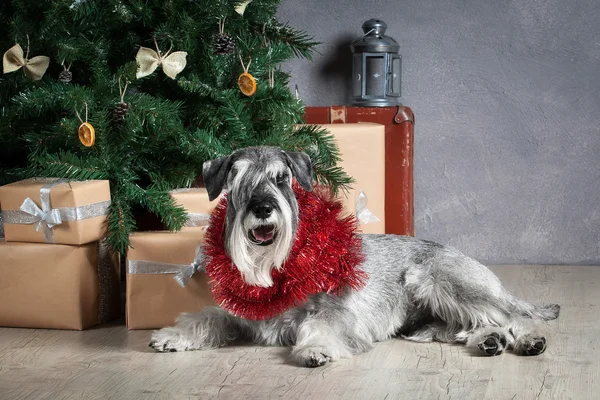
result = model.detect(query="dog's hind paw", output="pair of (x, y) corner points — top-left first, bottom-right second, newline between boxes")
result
(292, 346), (331, 368)
(514, 334), (547, 356)
(149, 328), (191, 353)
(477, 332), (507, 356)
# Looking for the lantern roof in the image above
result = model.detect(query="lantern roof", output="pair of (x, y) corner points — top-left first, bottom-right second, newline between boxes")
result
(351, 19), (400, 54)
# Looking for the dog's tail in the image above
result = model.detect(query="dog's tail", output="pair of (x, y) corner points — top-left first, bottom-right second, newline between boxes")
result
(510, 297), (561, 321)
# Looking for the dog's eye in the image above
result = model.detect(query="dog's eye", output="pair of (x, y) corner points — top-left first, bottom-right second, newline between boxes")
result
(276, 173), (287, 185)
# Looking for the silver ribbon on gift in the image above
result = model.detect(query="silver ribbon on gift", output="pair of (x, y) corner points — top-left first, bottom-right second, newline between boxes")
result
(127, 245), (205, 288)
(1, 179), (111, 243)
(184, 213), (211, 228)
(169, 188), (213, 228)
(356, 190), (380, 224)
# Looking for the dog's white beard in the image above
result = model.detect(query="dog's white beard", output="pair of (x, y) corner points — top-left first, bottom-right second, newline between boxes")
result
(228, 203), (295, 288)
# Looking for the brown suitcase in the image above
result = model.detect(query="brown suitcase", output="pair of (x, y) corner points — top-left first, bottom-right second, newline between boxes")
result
(304, 106), (415, 236)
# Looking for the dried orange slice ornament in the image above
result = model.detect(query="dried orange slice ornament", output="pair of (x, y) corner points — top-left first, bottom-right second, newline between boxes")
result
(75, 104), (95, 147)
(238, 72), (257, 96)
(78, 122), (95, 147)
(238, 55), (256, 96)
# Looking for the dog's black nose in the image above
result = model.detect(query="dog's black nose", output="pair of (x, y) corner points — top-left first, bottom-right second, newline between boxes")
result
(252, 203), (273, 219)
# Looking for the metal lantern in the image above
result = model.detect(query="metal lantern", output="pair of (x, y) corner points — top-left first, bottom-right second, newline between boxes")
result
(350, 19), (402, 106)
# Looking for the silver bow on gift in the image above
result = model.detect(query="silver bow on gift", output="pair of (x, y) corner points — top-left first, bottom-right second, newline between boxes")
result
(355, 190), (380, 224)
(127, 244), (206, 288)
(19, 197), (62, 232)
(173, 245), (206, 287)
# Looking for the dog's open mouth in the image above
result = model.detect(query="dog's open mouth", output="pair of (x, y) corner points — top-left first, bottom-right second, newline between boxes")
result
(249, 225), (276, 246)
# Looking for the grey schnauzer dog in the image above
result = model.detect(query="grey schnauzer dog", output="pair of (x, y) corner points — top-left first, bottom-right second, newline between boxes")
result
(149, 146), (560, 367)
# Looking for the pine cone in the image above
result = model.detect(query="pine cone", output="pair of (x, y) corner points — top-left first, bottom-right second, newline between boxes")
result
(58, 70), (72, 83)
(213, 33), (235, 55)
(112, 102), (129, 123)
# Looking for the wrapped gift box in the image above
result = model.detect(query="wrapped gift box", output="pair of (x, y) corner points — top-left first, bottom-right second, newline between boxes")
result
(0, 178), (111, 244)
(169, 188), (219, 231)
(303, 123), (386, 234)
(126, 230), (215, 329)
(0, 240), (120, 330)
(305, 106), (415, 236)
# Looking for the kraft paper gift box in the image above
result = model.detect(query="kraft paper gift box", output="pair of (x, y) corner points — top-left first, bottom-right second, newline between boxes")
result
(0, 240), (121, 330)
(169, 188), (219, 231)
(302, 123), (386, 234)
(0, 178), (111, 245)
(126, 230), (215, 330)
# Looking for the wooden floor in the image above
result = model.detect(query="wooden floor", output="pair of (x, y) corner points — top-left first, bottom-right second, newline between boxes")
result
(0, 265), (598, 400)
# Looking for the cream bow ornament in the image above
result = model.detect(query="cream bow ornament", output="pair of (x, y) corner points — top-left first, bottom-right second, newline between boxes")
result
(235, 0), (252, 15)
(135, 40), (187, 79)
(3, 44), (50, 81)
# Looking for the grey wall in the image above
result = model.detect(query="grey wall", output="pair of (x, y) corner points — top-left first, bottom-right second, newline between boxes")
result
(277, 0), (600, 265)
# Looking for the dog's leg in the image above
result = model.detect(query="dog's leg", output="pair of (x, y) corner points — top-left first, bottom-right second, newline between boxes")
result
(402, 322), (449, 343)
(291, 317), (353, 368)
(149, 307), (239, 352)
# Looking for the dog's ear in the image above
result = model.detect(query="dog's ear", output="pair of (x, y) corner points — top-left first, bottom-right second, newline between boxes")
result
(284, 151), (313, 192)
(203, 155), (232, 201)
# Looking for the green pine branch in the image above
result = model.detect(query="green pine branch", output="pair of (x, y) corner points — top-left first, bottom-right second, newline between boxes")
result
(31, 151), (110, 181)
(0, 0), (351, 254)
(260, 20), (320, 60)
(106, 194), (137, 255)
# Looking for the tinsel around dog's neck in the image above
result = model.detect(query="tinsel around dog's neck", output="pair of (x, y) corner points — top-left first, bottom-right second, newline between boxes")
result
(204, 184), (367, 320)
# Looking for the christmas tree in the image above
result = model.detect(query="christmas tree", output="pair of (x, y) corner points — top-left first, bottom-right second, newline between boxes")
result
(0, 0), (351, 253)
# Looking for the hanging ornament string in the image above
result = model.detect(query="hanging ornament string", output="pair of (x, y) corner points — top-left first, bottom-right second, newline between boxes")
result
(237, 55), (257, 96)
(262, 31), (274, 89)
(214, 17), (235, 55)
(75, 103), (95, 147)
(219, 17), (225, 35)
(59, 61), (72, 83)
(268, 68), (274, 89)
(2, 35), (50, 81)
(135, 38), (187, 79)
(119, 78), (129, 103)
(112, 78), (130, 123)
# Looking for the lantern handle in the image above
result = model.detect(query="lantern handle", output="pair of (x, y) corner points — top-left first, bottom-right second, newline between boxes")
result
(350, 28), (375, 45)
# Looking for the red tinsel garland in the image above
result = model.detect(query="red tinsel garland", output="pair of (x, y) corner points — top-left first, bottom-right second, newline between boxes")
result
(204, 184), (368, 320)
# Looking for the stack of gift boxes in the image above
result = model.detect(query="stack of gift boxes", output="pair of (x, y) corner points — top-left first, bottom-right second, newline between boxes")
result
(0, 123), (386, 330)
(0, 179), (120, 330)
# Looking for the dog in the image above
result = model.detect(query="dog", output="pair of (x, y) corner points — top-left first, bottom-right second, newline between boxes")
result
(149, 146), (560, 367)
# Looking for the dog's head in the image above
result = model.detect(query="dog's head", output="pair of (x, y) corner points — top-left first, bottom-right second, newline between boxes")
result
(203, 146), (313, 287)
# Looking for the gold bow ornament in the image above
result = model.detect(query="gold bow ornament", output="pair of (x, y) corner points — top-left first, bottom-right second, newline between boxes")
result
(3, 43), (50, 81)
(135, 40), (187, 80)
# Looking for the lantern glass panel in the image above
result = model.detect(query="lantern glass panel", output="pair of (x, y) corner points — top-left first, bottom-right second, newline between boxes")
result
(365, 55), (385, 97)
(353, 54), (362, 97)
(391, 55), (401, 96)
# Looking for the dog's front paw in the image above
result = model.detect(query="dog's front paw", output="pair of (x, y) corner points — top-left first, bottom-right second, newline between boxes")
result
(477, 332), (507, 356)
(149, 327), (191, 353)
(292, 346), (331, 368)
